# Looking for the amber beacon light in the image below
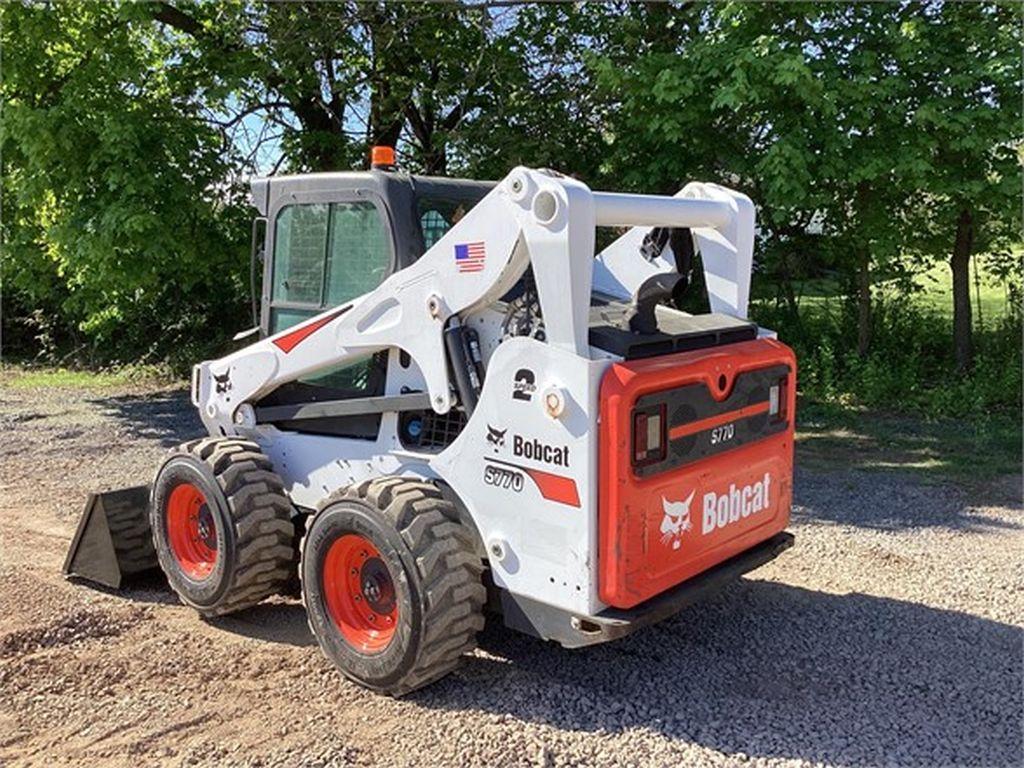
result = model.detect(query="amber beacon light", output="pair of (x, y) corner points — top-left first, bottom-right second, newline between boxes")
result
(370, 145), (396, 169)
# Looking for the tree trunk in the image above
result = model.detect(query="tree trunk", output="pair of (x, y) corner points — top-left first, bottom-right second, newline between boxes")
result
(367, 79), (403, 162)
(422, 144), (447, 175)
(951, 208), (975, 372)
(856, 249), (871, 357)
(365, 9), (405, 166)
(781, 275), (800, 322)
(775, 253), (804, 339)
(292, 97), (345, 172)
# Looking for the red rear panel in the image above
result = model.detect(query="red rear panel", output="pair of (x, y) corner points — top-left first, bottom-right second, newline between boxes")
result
(598, 339), (796, 609)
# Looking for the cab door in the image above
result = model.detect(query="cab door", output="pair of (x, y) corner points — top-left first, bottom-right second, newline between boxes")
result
(266, 198), (392, 337)
(258, 196), (394, 436)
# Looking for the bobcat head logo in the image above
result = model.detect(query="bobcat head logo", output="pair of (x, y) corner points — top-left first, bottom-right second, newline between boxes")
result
(486, 425), (506, 451)
(660, 491), (695, 550)
(213, 370), (232, 394)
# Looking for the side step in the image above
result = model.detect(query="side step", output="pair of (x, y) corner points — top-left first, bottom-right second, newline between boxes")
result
(62, 486), (159, 589)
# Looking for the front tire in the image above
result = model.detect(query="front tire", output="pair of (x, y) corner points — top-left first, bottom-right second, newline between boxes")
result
(302, 478), (485, 696)
(150, 437), (295, 617)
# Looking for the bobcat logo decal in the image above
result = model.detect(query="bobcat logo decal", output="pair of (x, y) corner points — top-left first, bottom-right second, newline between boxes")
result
(486, 425), (507, 451)
(212, 370), (232, 394)
(660, 491), (695, 550)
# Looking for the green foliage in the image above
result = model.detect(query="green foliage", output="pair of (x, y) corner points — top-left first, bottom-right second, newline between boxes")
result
(1, 1), (250, 368)
(1, 0), (1020, 422)
(753, 292), (1021, 419)
(898, 3), (1022, 257)
(448, 3), (607, 181)
(591, 1), (1022, 360)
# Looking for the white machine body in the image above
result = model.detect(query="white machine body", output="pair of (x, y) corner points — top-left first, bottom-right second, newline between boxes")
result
(192, 167), (756, 619)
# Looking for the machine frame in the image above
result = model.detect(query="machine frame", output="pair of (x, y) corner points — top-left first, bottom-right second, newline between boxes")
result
(188, 167), (771, 636)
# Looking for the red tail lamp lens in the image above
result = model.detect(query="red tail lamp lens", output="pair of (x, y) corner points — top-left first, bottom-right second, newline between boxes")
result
(769, 376), (789, 422)
(633, 404), (667, 467)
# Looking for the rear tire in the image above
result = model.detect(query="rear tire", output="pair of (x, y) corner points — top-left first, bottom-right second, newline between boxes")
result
(107, 502), (158, 575)
(150, 437), (295, 617)
(302, 478), (485, 696)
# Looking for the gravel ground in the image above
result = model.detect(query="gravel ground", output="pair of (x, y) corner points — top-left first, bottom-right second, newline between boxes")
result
(0, 379), (1020, 767)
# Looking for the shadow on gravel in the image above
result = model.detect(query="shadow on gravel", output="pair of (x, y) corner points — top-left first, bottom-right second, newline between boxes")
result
(207, 601), (316, 648)
(73, 571), (181, 607)
(793, 467), (1022, 534)
(415, 580), (1022, 767)
(110, 576), (317, 648)
(87, 390), (203, 447)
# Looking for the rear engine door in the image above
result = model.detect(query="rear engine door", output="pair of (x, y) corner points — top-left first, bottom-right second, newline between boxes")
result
(598, 338), (796, 609)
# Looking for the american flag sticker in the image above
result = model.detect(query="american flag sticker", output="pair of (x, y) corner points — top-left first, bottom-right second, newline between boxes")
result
(454, 242), (486, 273)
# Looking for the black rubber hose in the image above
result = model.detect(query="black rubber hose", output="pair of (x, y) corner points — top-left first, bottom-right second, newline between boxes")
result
(443, 320), (479, 416)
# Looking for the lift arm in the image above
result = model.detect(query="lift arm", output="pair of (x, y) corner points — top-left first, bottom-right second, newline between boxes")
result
(192, 168), (753, 436)
(592, 182), (755, 317)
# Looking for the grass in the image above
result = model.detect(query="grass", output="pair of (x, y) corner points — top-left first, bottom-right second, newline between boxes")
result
(796, 398), (1021, 484)
(782, 259), (1016, 324)
(911, 261), (1012, 322)
(0, 363), (179, 390)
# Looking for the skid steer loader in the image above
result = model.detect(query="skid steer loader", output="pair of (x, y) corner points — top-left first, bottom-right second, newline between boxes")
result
(65, 146), (795, 695)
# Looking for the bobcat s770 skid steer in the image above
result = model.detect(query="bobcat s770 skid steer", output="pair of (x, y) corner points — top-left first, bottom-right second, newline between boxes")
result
(65, 147), (796, 695)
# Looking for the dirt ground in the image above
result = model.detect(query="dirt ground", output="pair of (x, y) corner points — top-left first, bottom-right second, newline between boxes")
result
(0, 379), (1021, 767)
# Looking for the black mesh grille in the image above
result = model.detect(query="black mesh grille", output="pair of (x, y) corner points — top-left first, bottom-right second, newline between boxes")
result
(418, 408), (467, 449)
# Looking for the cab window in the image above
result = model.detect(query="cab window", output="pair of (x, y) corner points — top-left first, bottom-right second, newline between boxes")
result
(270, 201), (390, 331)
(271, 204), (329, 306)
(325, 203), (390, 306)
(417, 197), (472, 250)
(268, 200), (391, 393)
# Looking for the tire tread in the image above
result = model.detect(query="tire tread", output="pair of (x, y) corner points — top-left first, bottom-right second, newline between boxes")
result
(303, 477), (484, 696)
(157, 438), (295, 617)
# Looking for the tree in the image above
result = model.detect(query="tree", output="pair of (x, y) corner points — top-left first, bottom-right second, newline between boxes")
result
(450, 2), (608, 180)
(3, 0), (1019, 376)
(896, 2), (1022, 370)
(592, 3), (873, 338)
(1, 1), (250, 364)
(146, 1), (537, 175)
(1, 1), (569, 362)
(591, 1), (1021, 364)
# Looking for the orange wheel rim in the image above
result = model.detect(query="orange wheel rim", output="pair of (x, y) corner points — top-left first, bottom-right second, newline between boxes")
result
(322, 534), (398, 653)
(166, 483), (218, 580)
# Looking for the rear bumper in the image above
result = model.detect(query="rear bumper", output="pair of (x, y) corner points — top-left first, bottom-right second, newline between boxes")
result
(500, 531), (794, 648)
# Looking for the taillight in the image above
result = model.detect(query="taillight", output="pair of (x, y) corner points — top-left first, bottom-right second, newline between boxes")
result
(769, 376), (788, 422)
(632, 404), (667, 467)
